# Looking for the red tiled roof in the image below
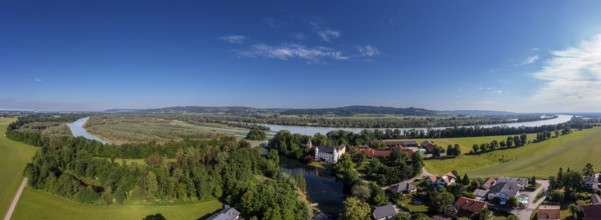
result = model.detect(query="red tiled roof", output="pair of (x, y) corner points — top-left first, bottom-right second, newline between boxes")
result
(581, 205), (601, 220)
(483, 177), (495, 189)
(355, 148), (391, 157)
(537, 205), (560, 220)
(423, 144), (436, 152)
(454, 197), (488, 213)
(429, 175), (439, 182)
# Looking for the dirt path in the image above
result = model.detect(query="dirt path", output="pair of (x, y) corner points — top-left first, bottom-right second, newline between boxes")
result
(4, 177), (27, 220)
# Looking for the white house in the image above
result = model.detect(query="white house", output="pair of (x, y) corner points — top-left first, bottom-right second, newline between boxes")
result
(315, 144), (346, 163)
(427, 172), (456, 189)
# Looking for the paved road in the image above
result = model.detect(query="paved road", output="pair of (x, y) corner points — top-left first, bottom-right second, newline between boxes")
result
(4, 177), (27, 220)
(381, 167), (432, 190)
(511, 180), (549, 220)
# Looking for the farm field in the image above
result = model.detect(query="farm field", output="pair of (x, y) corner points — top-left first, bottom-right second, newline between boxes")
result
(424, 128), (601, 178)
(12, 189), (221, 220)
(0, 118), (38, 217)
(84, 115), (248, 144)
(384, 133), (537, 154)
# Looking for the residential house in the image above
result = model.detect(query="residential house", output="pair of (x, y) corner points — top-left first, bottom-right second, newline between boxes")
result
(373, 204), (401, 220)
(580, 204), (601, 220)
(473, 189), (489, 201)
(482, 177), (496, 190)
(428, 172), (456, 189)
(445, 197), (488, 218)
(420, 140), (436, 153)
(207, 205), (242, 220)
(355, 146), (391, 158)
(592, 194), (601, 205)
(537, 205), (560, 220)
(584, 173), (600, 190)
(487, 178), (525, 204)
(315, 144), (346, 163)
(389, 182), (417, 194)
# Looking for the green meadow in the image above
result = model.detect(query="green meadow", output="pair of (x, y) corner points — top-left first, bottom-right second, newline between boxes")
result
(0, 118), (38, 217)
(13, 189), (221, 220)
(424, 128), (601, 178)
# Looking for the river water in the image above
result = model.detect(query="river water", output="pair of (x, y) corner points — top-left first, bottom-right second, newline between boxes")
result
(67, 117), (109, 144)
(261, 114), (573, 136)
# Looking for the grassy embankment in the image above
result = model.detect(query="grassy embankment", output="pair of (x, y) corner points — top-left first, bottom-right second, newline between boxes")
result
(0, 118), (221, 219)
(423, 128), (601, 178)
(83, 115), (248, 144)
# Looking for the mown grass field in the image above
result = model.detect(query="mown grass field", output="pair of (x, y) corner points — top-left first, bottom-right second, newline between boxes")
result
(384, 133), (537, 154)
(84, 115), (247, 144)
(0, 118), (38, 217)
(424, 128), (601, 178)
(12, 189), (221, 220)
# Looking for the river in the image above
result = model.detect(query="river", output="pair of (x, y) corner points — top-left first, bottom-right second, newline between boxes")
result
(278, 157), (344, 216)
(261, 114), (573, 136)
(67, 117), (109, 144)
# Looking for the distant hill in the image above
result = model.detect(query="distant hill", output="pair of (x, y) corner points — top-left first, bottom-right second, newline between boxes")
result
(103, 106), (523, 117)
(442, 110), (517, 116)
(108, 106), (289, 114)
(279, 106), (438, 116)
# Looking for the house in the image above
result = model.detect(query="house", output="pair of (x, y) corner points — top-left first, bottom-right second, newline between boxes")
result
(537, 205), (560, 220)
(487, 180), (521, 204)
(584, 174), (600, 189)
(496, 177), (529, 189)
(428, 172), (456, 189)
(420, 140), (436, 153)
(372, 204), (401, 220)
(482, 177), (496, 190)
(445, 197), (488, 218)
(580, 204), (601, 220)
(473, 189), (489, 200)
(207, 205), (242, 220)
(592, 194), (601, 205)
(315, 144), (346, 163)
(355, 146), (391, 158)
(389, 182), (417, 194)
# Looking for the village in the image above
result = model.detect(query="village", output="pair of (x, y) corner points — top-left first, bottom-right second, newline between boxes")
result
(308, 139), (601, 220)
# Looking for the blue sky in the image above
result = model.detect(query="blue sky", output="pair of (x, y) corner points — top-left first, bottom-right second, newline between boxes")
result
(1, 0), (601, 112)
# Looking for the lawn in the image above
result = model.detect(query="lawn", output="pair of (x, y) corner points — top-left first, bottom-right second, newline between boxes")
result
(12, 189), (222, 220)
(0, 118), (38, 216)
(424, 128), (601, 178)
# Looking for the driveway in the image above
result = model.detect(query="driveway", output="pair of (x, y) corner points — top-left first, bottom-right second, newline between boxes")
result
(381, 167), (432, 190)
(511, 180), (549, 220)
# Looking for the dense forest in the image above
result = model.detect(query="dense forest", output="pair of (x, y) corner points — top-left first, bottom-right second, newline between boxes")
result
(8, 115), (311, 220)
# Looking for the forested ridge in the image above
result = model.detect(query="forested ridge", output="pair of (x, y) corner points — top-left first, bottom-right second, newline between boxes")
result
(7, 115), (311, 220)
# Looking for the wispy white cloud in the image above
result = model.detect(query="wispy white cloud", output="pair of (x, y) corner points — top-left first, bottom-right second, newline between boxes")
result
(262, 17), (287, 28)
(237, 43), (348, 64)
(34, 78), (42, 82)
(515, 54), (540, 66)
(310, 22), (340, 42)
(529, 33), (601, 111)
(357, 45), (381, 57)
(217, 35), (247, 44)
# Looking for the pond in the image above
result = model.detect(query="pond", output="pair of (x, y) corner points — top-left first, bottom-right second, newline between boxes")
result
(278, 157), (345, 217)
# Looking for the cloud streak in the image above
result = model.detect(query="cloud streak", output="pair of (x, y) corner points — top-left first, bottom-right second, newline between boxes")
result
(529, 33), (601, 111)
(310, 22), (340, 42)
(237, 43), (348, 64)
(358, 45), (380, 57)
(217, 35), (247, 44)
